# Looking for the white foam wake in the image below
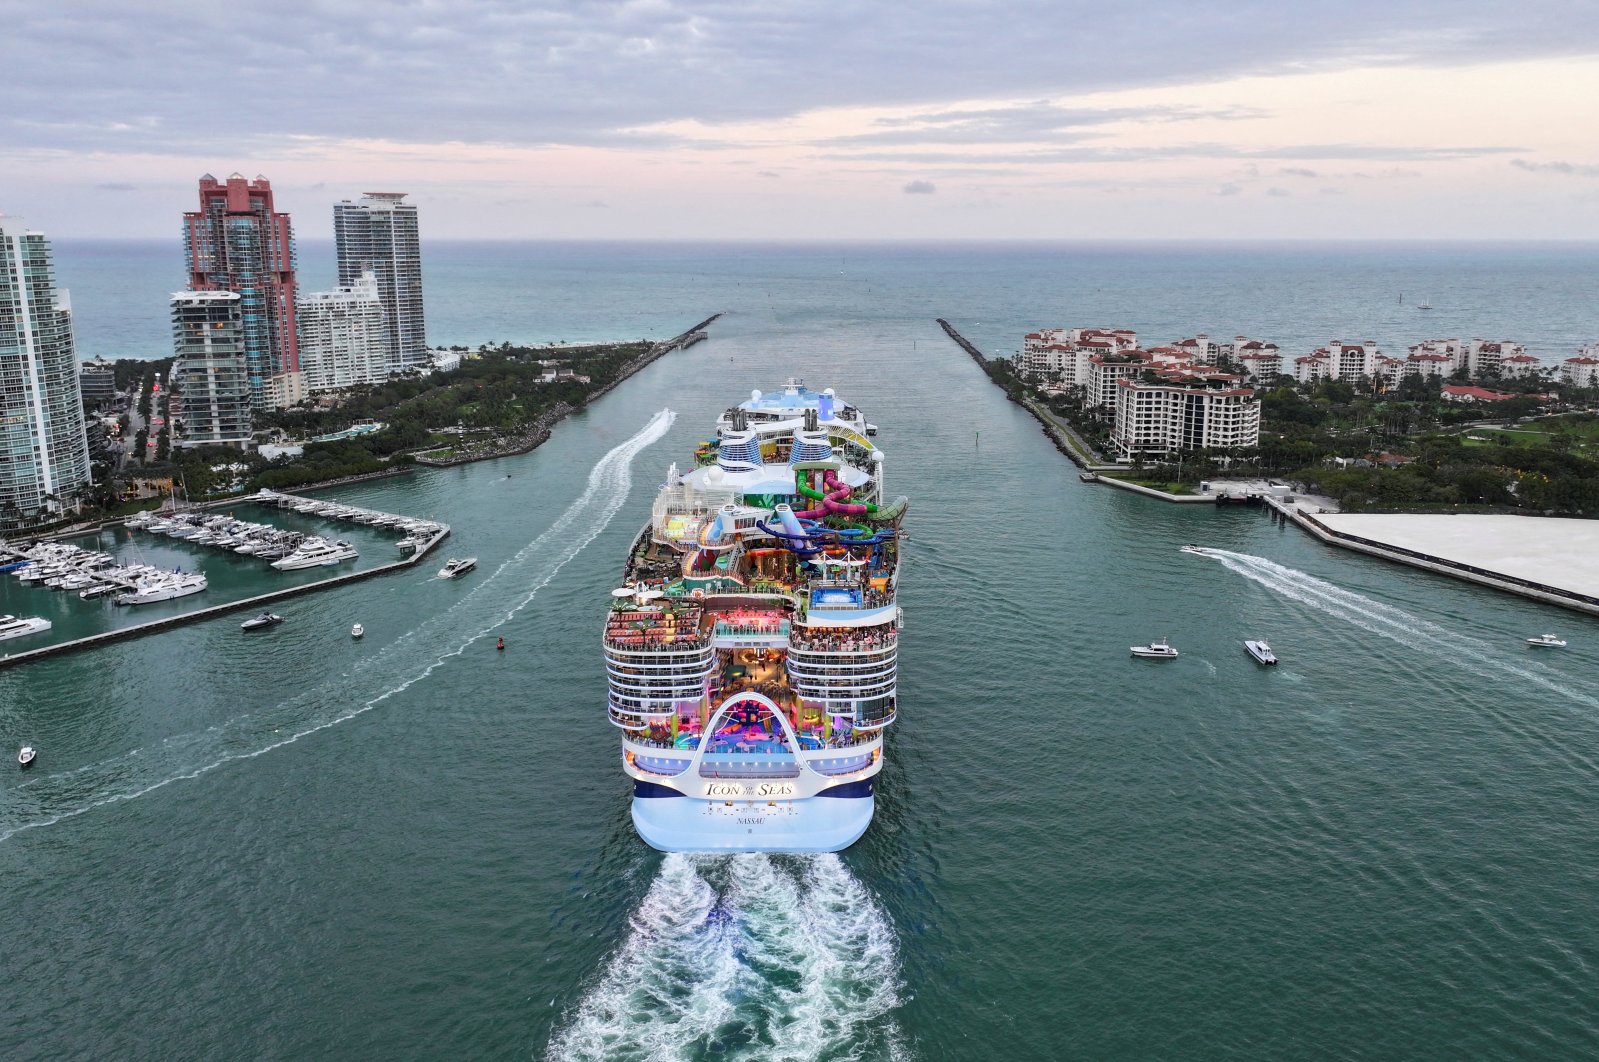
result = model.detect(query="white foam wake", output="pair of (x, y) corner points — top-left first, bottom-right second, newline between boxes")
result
(1198, 548), (1599, 712)
(0, 409), (675, 844)
(547, 854), (907, 1062)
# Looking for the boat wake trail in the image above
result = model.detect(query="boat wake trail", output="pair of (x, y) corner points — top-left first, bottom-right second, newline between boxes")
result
(548, 854), (907, 1062)
(1198, 549), (1599, 713)
(0, 409), (676, 844)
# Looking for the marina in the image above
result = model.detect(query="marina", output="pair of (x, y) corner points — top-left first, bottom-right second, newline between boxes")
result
(0, 495), (451, 668)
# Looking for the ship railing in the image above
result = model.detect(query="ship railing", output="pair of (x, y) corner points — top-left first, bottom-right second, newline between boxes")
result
(791, 676), (897, 697)
(787, 634), (897, 655)
(603, 632), (714, 653)
(785, 658), (897, 681)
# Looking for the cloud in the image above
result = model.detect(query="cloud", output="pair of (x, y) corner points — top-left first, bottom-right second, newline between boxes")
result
(822, 101), (1266, 147)
(1266, 186), (1291, 196)
(2, 0), (1596, 155)
(1280, 167), (1319, 178)
(903, 180), (936, 194)
(1216, 183), (1242, 196)
(1511, 158), (1599, 177)
(94, 181), (136, 191)
(583, 200), (609, 208)
(824, 142), (1521, 165)
(757, 171), (781, 178)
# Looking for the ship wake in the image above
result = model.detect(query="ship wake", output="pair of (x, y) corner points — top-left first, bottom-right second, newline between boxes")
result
(1199, 548), (1599, 715)
(0, 409), (676, 844)
(548, 853), (907, 1062)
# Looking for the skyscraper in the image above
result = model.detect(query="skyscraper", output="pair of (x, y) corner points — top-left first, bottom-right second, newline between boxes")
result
(0, 216), (91, 527)
(334, 192), (426, 375)
(183, 173), (302, 411)
(170, 291), (252, 446)
(298, 270), (387, 393)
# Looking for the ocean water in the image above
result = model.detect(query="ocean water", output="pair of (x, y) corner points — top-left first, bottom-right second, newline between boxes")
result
(3, 241), (1599, 1059)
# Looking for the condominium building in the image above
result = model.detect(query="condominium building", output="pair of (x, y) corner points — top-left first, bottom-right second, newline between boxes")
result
(1111, 371), (1260, 461)
(1500, 353), (1543, 379)
(298, 270), (387, 393)
(1408, 338), (1467, 374)
(334, 192), (427, 375)
(171, 291), (252, 447)
(1467, 339), (1527, 379)
(1563, 349), (1599, 389)
(0, 217), (92, 524)
(1085, 354), (1144, 411)
(183, 173), (302, 411)
(1232, 338), (1284, 383)
(1021, 327), (1136, 388)
(79, 357), (118, 405)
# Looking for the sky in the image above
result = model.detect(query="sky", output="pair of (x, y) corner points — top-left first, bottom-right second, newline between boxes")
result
(3, 0), (1599, 240)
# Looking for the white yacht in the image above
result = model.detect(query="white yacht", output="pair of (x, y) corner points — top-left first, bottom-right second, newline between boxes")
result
(114, 573), (208, 605)
(0, 615), (52, 640)
(1244, 639), (1278, 665)
(1526, 633), (1567, 648)
(438, 557), (477, 579)
(271, 539), (358, 570)
(351, 623), (365, 639)
(1131, 637), (1179, 659)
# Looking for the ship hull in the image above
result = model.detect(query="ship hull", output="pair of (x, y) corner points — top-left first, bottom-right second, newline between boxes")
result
(631, 779), (875, 854)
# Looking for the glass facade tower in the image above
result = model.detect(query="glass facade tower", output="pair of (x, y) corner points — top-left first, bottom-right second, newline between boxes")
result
(0, 216), (91, 528)
(334, 192), (426, 375)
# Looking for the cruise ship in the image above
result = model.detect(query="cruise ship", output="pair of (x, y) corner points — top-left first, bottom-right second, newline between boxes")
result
(605, 380), (906, 852)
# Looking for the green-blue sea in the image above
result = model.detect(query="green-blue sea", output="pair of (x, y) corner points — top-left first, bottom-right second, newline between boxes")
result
(4, 240), (1599, 1060)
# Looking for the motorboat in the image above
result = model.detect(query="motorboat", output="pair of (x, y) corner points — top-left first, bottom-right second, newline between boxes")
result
(241, 611), (284, 631)
(1244, 639), (1278, 665)
(1526, 633), (1567, 648)
(438, 557), (477, 579)
(396, 535), (424, 553)
(351, 623), (364, 639)
(0, 615), (52, 640)
(18, 746), (35, 769)
(1179, 544), (1213, 556)
(1130, 637), (1179, 659)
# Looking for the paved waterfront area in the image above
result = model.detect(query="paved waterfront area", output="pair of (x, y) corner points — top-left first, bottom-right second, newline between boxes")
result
(1315, 513), (1599, 600)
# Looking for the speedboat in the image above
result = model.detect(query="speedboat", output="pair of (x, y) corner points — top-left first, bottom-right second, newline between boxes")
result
(1179, 544), (1213, 556)
(1244, 639), (1278, 665)
(18, 745), (35, 769)
(1130, 637), (1179, 659)
(351, 623), (364, 639)
(438, 557), (477, 579)
(241, 611), (284, 631)
(1527, 633), (1567, 648)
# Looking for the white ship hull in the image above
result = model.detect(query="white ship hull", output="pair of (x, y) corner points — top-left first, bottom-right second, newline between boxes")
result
(632, 788), (875, 853)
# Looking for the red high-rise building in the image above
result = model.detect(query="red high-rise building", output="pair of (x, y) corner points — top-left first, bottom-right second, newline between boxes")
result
(182, 173), (301, 410)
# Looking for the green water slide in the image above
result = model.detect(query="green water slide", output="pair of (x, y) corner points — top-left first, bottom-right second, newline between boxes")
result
(791, 461), (908, 522)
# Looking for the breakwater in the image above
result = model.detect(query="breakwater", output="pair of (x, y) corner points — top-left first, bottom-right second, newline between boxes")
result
(939, 318), (1112, 470)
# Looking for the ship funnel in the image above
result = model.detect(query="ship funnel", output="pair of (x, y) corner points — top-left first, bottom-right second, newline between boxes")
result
(803, 408), (819, 431)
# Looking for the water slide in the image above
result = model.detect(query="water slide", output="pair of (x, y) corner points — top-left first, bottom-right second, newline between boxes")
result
(792, 462), (907, 523)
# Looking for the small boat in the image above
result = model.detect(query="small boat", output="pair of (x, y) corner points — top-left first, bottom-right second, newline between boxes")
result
(1179, 544), (1211, 555)
(438, 557), (477, 579)
(1244, 639), (1278, 665)
(240, 611), (284, 631)
(1130, 637), (1179, 659)
(18, 745), (36, 769)
(352, 623), (364, 639)
(1526, 633), (1567, 648)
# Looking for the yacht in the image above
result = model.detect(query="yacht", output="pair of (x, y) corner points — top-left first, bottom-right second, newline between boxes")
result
(1131, 637), (1179, 659)
(351, 623), (364, 639)
(115, 573), (207, 606)
(271, 539), (358, 570)
(241, 611), (284, 631)
(1526, 633), (1567, 648)
(1179, 544), (1214, 556)
(1244, 639), (1278, 665)
(437, 557), (477, 579)
(0, 615), (53, 640)
(18, 745), (36, 769)
(606, 382), (906, 853)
